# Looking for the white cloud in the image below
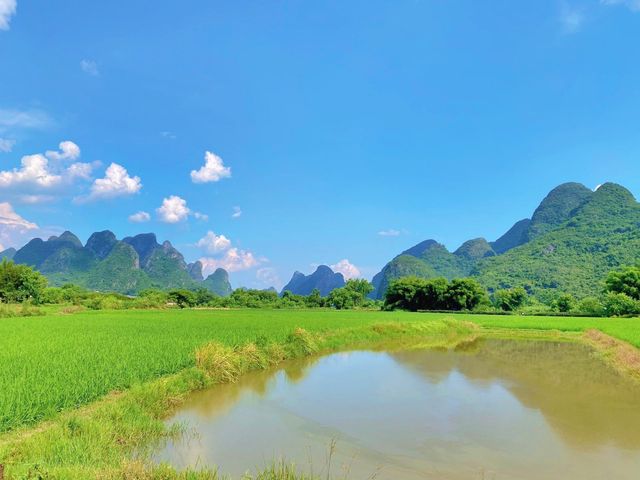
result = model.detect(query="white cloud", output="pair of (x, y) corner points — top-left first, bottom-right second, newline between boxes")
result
(256, 267), (283, 290)
(231, 206), (242, 219)
(80, 59), (99, 76)
(190, 151), (231, 183)
(559, 4), (585, 33)
(157, 195), (190, 223)
(194, 212), (209, 221)
(81, 163), (142, 201)
(601, 0), (640, 11)
(199, 248), (262, 274)
(0, 0), (16, 31)
(0, 141), (93, 196)
(0, 108), (51, 131)
(45, 140), (80, 161)
(196, 231), (231, 254)
(0, 138), (15, 153)
(378, 229), (401, 237)
(0, 154), (63, 188)
(0, 202), (38, 249)
(128, 211), (151, 223)
(330, 259), (361, 280)
(18, 194), (55, 205)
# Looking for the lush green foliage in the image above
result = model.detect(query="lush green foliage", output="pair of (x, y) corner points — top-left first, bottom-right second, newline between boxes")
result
(373, 183), (640, 301)
(384, 276), (487, 311)
(0, 260), (48, 303)
(493, 287), (528, 311)
(327, 279), (375, 309)
(605, 264), (640, 300)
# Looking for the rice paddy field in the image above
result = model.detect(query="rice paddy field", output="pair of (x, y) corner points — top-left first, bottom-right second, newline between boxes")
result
(2, 307), (640, 436)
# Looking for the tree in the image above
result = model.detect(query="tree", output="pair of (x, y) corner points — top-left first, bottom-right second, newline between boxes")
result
(420, 277), (450, 310)
(344, 279), (374, 299)
(493, 287), (528, 311)
(327, 287), (361, 310)
(0, 260), (48, 304)
(443, 278), (488, 311)
(167, 289), (196, 308)
(384, 277), (429, 311)
(605, 265), (640, 300)
(603, 292), (640, 317)
(576, 297), (604, 316)
(304, 289), (325, 308)
(194, 288), (216, 306)
(554, 293), (576, 313)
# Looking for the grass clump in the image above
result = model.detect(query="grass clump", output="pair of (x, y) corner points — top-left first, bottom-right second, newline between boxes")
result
(0, 319), (472, 479)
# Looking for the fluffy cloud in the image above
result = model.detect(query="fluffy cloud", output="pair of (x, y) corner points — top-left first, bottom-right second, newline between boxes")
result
(199, 248), (262, 274)
(0, 141), (94, 197)
(330, 259), (361, 280)
(81, 163), (142, 201)
(191, 151), (231, 183)
(0, 138), (15, 153)
(157, 195), (190, 223)
(193, 212), (209, 221)
(256, 267), (283, 290)
(128, 211), (151, 223)
(45, 141), (81, 161)
(196, 231), (231, 253)
(80, 59), (99, 76)
(378, 229), (400, 237)
(231, 206), (242, 219)
(0, 202), (38, 249)
(601, 0), (640, 11)
(0, 0), (16, 30)
(1, 154), (65, 188)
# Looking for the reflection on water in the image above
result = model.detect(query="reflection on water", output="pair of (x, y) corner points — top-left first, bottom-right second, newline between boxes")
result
(154, 339), (640, 479)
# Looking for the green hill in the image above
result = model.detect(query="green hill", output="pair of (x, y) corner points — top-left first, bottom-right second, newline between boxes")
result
(11, 230), (232, 295)
(372, 182), (640, 300)
(202, 268), (233, 297)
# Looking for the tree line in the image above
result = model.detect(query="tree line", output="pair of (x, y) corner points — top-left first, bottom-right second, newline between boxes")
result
(1, 258), (640, 317)
(383, 264), (640, 316)
(0, 260), (378, 311)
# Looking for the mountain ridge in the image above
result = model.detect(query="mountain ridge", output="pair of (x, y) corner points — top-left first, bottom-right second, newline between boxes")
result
(372, 182), (640, 300)
(10, 230), (232, 296)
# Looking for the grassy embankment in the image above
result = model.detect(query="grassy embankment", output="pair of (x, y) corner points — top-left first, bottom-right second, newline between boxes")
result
(1, 309), (640, 478)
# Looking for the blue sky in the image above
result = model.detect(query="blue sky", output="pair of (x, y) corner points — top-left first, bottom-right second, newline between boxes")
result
(1, 0), (640, 289)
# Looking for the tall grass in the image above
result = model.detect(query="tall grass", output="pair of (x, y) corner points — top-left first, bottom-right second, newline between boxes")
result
(0, 309), (414, 433)
(3, 309), (640, 435)
(0, 319), (474, 479)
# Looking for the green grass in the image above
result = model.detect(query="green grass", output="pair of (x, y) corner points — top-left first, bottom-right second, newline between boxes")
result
(0, 317), (473, 479)
(0, 309), (416, 433)
(454, 313), (640, 347)
(3, 308), (640, 436)
(2, 307), (640, 479)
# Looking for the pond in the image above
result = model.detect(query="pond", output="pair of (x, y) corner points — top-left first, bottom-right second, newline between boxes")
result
(154, 339), (640, 479)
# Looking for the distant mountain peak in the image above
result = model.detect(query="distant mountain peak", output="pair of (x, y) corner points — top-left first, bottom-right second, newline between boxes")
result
(401, 239), (441, 258)
(56, 231), (83, 248)
(86, 230), (118, 260)
(592, 182), (636, 202)
(527, 182), (593, 240)
(203, 268), (232, 297)
(454, 238), (495, 260)
(371, 180), (640, 299)
(282, 265), (345, 297)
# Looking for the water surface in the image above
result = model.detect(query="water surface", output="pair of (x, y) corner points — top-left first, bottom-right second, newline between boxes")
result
(155, 339), (640, 479)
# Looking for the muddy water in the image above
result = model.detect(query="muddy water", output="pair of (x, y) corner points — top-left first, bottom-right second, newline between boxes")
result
(154, 339), (640, 479)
